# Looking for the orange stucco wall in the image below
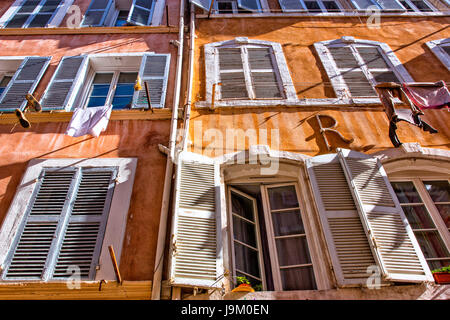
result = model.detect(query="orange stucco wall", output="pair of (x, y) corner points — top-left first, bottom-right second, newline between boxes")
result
(188, 17), (450, 156)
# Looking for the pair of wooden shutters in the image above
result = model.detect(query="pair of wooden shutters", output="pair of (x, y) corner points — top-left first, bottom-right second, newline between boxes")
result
(82, 0), (155, 27)
(2, 167), (116, 281)
(328, 45), (399, 97)
(40, 53), (170, 110)
(169, 149), (432, 289)
(0, 57), (51, 112)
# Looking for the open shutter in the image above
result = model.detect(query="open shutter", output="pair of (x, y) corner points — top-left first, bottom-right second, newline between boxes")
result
(133, 53), (170, 109)
(2, 169), (77, 280)
(247, 47), (283, 99)
(237, 0), (262, 11)
(127, 0), (155, 26)
(0, 56), (50, 112)
(337, 149), (433, 283)
(168, 152), (223, 289)
(278, 0), (305, 11)
(81, 0), (113, 27)
(218, 47), (248, 99)
(52, 169), (116, 279)
(307, 149), (433, 287)
(40, 56), (88, 111)
(189, 0), (213, 11)
(328, 46), (376, 97)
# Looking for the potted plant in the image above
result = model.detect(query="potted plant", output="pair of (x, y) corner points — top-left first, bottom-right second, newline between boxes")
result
(231, 276), (255, 292)
(431, 266), (450, 284)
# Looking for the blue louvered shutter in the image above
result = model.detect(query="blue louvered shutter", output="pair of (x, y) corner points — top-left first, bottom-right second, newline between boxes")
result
(2, 167), (116, 281)
(133, 53), (170, 109)
(189, 0), (213, 11)
(127, 0), (155, 26)
(40, 56), (88, 111)
(81, 0), (113, 27)
(0, 56), (51, 112)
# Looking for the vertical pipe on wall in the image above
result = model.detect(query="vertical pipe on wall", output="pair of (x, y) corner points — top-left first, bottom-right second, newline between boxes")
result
(151, 0), (185, 300)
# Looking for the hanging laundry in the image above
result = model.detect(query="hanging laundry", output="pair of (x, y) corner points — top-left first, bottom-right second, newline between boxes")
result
(402, 81), (450, 110)
(66, 105), (112, 138)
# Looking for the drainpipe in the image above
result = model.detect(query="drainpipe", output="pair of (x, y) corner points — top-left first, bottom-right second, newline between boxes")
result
(182, 3), (196, 152)
(151, 0), (185, 300)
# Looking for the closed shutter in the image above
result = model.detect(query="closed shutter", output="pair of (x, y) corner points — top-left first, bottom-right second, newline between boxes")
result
(2, 168), (116, 281)
(168, 152), (223, 288)
(306, 149), (433, 287)
(356, 47), (400, 85)
(248, 47), (283, 99)
(127, 0), (155, 26)
(81, 0), (113, 27)
(218, 47), (248, 99)
(40, 56), (88, 111)
(133, 53), (170, 109)
(189, 0), (213, 11)
(328, 46), (376, 97)
(278, 0), (305, 11)
(0, 56), (51, 112)
(237, 0), (262, 11)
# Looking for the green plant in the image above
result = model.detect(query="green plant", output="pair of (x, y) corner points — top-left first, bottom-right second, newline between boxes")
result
(253, 283), (263, 291)
(431, 266), (450, 273)
(236, 276), (250, 285)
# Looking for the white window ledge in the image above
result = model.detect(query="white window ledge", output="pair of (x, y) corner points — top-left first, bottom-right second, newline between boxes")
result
(196, 11), (450, 18)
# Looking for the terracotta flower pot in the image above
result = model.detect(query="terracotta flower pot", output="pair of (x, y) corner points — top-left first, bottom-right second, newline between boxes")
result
(231, 283), (255, 293)
(433, 272), (450, 284)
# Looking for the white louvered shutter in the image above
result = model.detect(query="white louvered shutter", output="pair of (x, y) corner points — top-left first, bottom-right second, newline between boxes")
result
(218, 47), (248, 99)
(81, 0), (113, 27)
(356, 47), (400, 85)
(40, 56), (88, 111)
(127, 0), (155, 26)
(133, 53), (170, 109)
(278, 0), (305, 11)
(2, 168), (116, 281)
(237, 0), (261, 11)
(337, 149), (432, 283)
(247, 47), (283, 99)
(0, 56), (51, 112)
(169, 152), (223, 288)
(307, 149), (433, 287)
(328, 46), (376, 97)
(189, 0), (213, 11)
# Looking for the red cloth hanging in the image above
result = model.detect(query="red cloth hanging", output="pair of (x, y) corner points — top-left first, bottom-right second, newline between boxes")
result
(402, 81), (450, 110)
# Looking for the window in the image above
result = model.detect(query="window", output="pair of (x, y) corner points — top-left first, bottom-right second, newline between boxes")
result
(398, 0), (435, 11)
(40, 52), (170, 111)
(228, 184), (317, 291)
(391, 180), (450, 270)
(278, 0), (342, 12)
(0, 158), (137, 281)
(426, 38), (450, 71)
(350, 0), (435, 11)
(213, 0), (259, 13)
(0, 0), (72, 28)
(204, 38), (297, 106)
(0, 56), (51, 112)
(81, 0), (160, 27)
(315, 37), (413, 100)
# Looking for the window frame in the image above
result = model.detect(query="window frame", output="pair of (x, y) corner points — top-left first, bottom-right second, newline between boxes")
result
(389, 177), (450, 268)
(426, 38), (450, 72)
(0, 0), (73, 29)
(0, 158), (137, 282)
(204, 38), (297, 107)
(279, 0), (344, 13)
(314, 37), (414, 102)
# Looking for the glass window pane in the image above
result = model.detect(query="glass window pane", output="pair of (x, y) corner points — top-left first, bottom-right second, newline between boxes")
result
(402, 205), (436, 230)
(87, 96), (108, 108)
(28, 14), (52, 27)
(118, 72), (138, 84)
(427, 259), (450, 271)
(323, 1), (341, 11)
(40, 0), (62, 13)
(111, 96), (132, 109)
(232, 215), (257, 248)
(280, 266), (316, 291)
(411, 0), (433, 11)
(0, 76), (12, 88)
(271, 210), (305, 236)
(434, 204), (450, 229)
(391, 181), (422, 203)
(114, 83), (134, 96)
(423, 181), (449, 203)
(234, 242), (261, 279)
(18, 0), (41, 13)
(231, 191), (255, 221)
(93, 73), (113, 84)
(83, 11), (104, 26)
(91, 84), (112, 96)
(305, 1), (322, 11)
(267, 185), (299, 210)
(130, 7), (150, 25)
(236, 271), (261, 287)
(115, 10), (129, 26)
(5, 14), (30, 28)
(414, 231), (449, 259)
(136, 0), (154, 8)
(275, 236), (311, 266)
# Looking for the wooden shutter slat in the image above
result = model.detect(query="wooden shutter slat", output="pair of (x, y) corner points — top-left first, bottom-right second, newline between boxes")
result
(0, 56), (50, 111)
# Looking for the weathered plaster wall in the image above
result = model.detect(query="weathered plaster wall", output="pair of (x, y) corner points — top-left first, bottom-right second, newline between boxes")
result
(0, 120), (170, 281)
